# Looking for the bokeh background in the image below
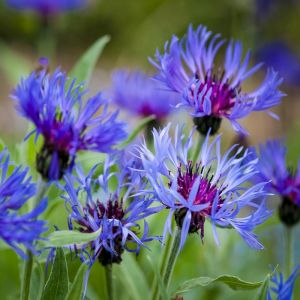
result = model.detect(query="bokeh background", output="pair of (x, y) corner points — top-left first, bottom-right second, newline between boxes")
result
(0, 0), (300, 299)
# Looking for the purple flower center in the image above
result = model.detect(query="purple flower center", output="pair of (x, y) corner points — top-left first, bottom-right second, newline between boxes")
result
(37, 116), (77, 180)
(77, 199), (126, 266)
(79, 199), (125, 232)
(172, 161), (223, 238)
(190, 74), (238, 117)
(282, 175), (300, 205)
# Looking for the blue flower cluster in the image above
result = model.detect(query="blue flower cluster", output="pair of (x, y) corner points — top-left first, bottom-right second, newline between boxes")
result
(138, 124), (271, 250)
(3, 22), (299, 299)
(13, 68), (127, 180)
(0, 149), (47, 258)
(150, 25), (284, 134)
(62, 155), (161, 293)
(110, 70), (177, 119)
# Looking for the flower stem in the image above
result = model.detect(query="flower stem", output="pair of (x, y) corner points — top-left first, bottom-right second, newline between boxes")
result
(162, 227), (181, 290)
(151, 233), (172, 300)
(192, 134), (204, 163)
(20, 252), (33, 300)
(21, 178), (48, 300)
(105, 264), (113, 300)
(285, 226), (293, 277)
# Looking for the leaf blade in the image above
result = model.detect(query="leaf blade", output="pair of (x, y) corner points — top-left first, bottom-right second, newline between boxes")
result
(65, 264), (88, 300)
(117, 115), (156, 149)
(174, 274), (264, 296)
(70, 35), (110, 85)
(42, 248), (69, 300)
(44, 228), (102, 248)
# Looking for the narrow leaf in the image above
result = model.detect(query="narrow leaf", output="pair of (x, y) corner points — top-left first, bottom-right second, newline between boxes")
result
(29, 261), (45, 300)
(70, 35), (110, 85)
(256, 276), (270, 300)
(45, 228), (102, 247)
(174, 275), (264, 296)
(146, 255), (169, 300)
(117, 115), (156, 149)
(256, 266), (278, 300)
(42, 248), (69, 300)
(65, 264), (88, 300)
(115, 253), (150, 300)
(16, 124), (41, 168)
(0, 138), (5, 151)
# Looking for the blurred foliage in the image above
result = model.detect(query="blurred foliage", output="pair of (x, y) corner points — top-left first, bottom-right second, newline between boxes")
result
(0, 0), (299, 64)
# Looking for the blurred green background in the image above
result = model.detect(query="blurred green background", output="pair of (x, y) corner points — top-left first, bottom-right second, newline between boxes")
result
(0, 0), (300, 299)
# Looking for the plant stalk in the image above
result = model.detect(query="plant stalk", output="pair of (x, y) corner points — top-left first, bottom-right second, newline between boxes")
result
(285, 226), (293, 278)
(20, 178), (48, 300)
(192, 134), (204, 163)
(105, 264), (113, 300)
(162, 227), (181, 290)
(151, 233), (172, 300)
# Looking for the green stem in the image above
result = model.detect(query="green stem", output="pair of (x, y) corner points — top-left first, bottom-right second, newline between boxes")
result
(105, 264), (113, 300)
(20, 178), (48, 300)
(21, 252), (33, 300)
(162, 228), (181, 290)
(192, 134), (204, 163)
(285, 226), (293, 278)
(117, 115), (156, 150)
(37, 15), (56, 59)
(151, 233), (172, 300)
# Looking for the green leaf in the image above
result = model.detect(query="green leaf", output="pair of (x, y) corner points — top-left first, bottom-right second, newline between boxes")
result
(117, 115), (156, 149)
(146, 255), (169, 300)
(70, 35), (110, 86)
(65, 264), (88, 300)
(29, 261), (45, 300)
(44, 227), (102, 247)
(174, 275), (264, 296)
(42, 248), (69, 300)
(16, 124), (41, 169)
(256, 276), (270, 300)
(256, 266), (278, 300)
(0, 138), (5, 152)
(0, 41), (31, 83)
(115, 253), (150, 300)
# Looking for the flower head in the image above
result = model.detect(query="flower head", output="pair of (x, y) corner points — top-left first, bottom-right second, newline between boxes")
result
(150, 24), (284, 135)
(0, 149), (47, 258)
(253, 140), (300, 226)
(268, 264), (300, 300)
(12, 67), (127, 181)
(6, 0), (85, 15)
(138, 124), (271, 250)
(62, 155), (159, 292)
(110, 70), (177, 119)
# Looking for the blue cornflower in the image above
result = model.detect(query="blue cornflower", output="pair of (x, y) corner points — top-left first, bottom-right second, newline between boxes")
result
(6, 0), (85, 15)
(268, 264), (300, 300)
(253, 140), (300, 226)
(0, 149), (47, 258)
(137, 124), (271, 250)
(150, 24), (284, 135)
(110, 70), (177, 119)
(61, 155), (160, 292)
(12, 67), (127, 181)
